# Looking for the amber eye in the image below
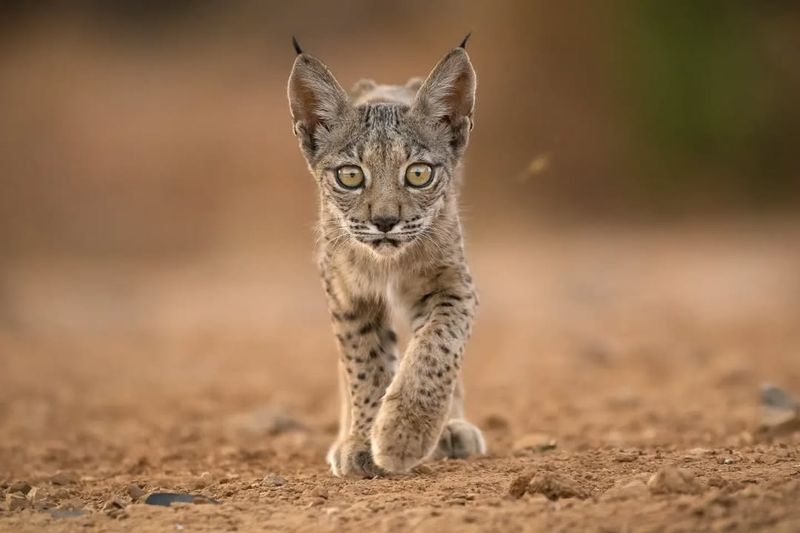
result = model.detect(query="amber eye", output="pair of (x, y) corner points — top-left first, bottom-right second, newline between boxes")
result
(405, 163), (434, 188)
(335, 165), (365, 189)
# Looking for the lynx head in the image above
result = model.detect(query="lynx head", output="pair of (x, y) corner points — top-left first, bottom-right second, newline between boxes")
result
(288, 37), (476, 257)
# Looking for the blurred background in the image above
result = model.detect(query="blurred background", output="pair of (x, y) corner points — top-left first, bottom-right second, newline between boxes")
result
(2, 1), (799, 264)
(1, 0), (800, 491)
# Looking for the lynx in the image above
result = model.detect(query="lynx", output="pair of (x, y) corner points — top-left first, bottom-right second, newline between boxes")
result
(287, 35), (485, 477)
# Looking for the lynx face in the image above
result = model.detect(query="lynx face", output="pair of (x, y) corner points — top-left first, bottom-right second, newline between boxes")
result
(288, 46), (475, 257)
(315, 106), (456, 255)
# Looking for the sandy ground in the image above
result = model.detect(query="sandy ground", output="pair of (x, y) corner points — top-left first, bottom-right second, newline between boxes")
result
(2, 223), (800, 532)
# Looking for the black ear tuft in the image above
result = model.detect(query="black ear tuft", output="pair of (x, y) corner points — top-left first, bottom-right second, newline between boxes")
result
(459, 32), (472, 49)
(292, 36), (303, 55)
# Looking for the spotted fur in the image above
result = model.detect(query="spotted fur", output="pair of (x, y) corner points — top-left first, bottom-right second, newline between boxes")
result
(288, 41), (485, 477)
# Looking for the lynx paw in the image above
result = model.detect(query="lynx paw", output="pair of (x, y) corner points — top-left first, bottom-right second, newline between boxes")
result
(432, 419), (486, 460)
(327, 437), (384, 478)
(371, 394), (445, 473)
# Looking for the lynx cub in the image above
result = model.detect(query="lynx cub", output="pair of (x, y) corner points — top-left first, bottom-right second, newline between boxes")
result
(287, 36), (485, 477)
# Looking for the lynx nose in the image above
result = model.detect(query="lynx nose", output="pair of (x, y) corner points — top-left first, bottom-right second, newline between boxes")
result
(372, 216), (399, 233)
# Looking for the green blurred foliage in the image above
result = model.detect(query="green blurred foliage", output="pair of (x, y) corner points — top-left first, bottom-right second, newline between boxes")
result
(616, 1), (799, 208)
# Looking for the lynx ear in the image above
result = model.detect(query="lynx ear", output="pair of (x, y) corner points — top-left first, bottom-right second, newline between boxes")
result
(288, 51), (350, 158)
(412, 47), (476, 152)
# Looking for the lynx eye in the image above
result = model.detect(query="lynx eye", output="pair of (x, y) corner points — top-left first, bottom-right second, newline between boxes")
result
(405, 163), (434, 188)
(335, 165), (365, 189)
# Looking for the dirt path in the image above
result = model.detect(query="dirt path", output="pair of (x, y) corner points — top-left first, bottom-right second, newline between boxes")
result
(2, 225), (800, 531)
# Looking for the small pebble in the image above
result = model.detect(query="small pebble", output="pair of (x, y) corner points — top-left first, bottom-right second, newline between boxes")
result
(614, 451), (639, 463)
(600, 479), (648, 501)
(52, 488), (70, 500)
(8, 481), (32, 495)
(310, 487), (329, 499)
(26, 487), (43, 505)
(528, 471), (589, 500)
(144, 492), (196, 507)
(647, 466), (702, 495)
(192, 471), (214, 489)
(508, 472), (534, 499)
(102, 498), (126, 518)
(307, 498), (326, 508)
(262, 473), (286, 487)
(50, 472), (78, 486)
(760, 384), (800, 429)
(6, 493), (27, 511)
(127, 484), (146, 501)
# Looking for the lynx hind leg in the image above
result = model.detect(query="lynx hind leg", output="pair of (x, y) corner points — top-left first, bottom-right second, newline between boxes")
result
(433, 379), (486, 460)
(433, 419), (486, 460)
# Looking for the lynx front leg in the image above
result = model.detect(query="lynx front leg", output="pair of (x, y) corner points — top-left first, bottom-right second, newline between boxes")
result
(371, 274), (479, 472)
(325, 288), (397, 478)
